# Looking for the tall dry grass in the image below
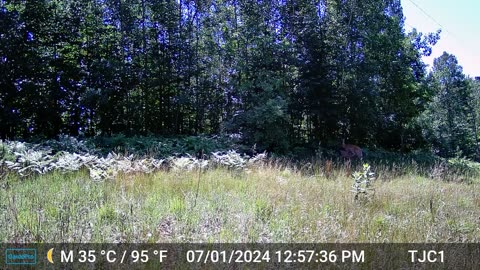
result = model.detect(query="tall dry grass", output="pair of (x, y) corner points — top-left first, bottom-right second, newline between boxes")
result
(0, 160), (478, 243)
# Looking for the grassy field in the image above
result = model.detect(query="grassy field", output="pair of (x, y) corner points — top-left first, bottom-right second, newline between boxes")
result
(0, 162), (479, 243)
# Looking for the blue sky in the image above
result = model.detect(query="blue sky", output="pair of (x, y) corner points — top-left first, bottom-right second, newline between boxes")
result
(402, 0), (479, 77)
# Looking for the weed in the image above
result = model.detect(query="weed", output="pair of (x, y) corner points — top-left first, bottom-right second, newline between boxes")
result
(351, 164), (376, 201)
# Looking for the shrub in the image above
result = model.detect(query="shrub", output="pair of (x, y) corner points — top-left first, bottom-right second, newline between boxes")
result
(351, 164), (376, 201)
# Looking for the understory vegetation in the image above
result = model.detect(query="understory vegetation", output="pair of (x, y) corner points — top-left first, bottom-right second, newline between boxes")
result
(2, 135), (480, 181)
(0, 135), (265, 180)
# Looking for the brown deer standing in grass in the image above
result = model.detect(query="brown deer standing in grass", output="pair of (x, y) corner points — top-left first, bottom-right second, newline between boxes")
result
(340, 139), (363, 177)
(340, 139), (363, 160)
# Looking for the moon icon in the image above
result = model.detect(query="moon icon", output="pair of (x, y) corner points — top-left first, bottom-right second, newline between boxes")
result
(47, 248), (54, 264)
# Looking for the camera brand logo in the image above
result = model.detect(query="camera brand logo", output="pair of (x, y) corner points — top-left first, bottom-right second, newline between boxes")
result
(5, 248), (37, 265)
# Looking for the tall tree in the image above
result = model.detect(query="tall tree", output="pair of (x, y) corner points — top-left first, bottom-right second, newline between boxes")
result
(419, 52), (475, 157)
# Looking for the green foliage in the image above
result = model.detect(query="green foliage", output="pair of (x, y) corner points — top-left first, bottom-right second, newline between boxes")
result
(351, 164), (376, 201)
(231, 96), (290, 153)
(0, 143), (6, 181)
(0, 0), (471, 160)
(1, 136), (266, 180)
(419, 53), (477, 158)
(254, 198), (274, 223)
(363, 148), (441, 166)
(98, 205), (117, 222)
(87, 135), (237, 158)
(446, 158), (480, 180)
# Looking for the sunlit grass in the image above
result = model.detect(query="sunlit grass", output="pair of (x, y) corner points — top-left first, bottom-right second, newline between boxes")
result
(0, 164), (479, 243)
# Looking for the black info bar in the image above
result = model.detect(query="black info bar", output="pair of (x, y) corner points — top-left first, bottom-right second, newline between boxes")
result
(1, 243), (479, 269)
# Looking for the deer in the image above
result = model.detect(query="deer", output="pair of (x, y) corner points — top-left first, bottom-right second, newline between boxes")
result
(340, 139), (363, 160)
(339, 139), (363, 177)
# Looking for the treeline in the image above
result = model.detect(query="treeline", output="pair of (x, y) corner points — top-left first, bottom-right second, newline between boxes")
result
(0, 0), (479, 158)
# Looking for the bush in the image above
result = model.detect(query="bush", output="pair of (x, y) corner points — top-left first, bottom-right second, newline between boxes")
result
(351, 164), (376, 201)
(86, 134), (239, 158)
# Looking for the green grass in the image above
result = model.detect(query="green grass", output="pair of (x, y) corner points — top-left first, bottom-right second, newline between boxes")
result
(0, 164), (479, 243)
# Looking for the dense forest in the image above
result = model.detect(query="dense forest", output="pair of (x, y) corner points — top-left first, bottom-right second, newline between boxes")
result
(1, 0), (479, 158)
